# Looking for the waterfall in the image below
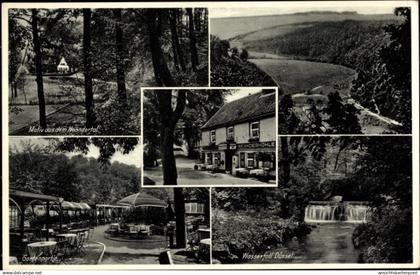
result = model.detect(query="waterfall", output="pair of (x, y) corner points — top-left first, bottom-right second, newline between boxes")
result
(345, 204), (369, 223)
(304, 201), (369, 223)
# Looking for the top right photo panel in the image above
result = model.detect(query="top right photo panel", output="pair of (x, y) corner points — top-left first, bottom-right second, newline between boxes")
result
(210, 6), (412, 135)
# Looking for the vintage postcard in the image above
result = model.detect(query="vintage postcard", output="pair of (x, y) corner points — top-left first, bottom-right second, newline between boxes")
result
(1, 1), (419, 271)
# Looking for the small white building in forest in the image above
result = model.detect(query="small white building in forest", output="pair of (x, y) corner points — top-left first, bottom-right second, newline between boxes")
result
(57, 57), (70, 73)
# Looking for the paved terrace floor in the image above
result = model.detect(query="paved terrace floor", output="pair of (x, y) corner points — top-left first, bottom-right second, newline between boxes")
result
(144, 157), (276, 186)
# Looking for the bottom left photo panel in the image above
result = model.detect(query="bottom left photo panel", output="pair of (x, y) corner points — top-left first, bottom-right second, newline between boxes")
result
(7, 137), (210, 266)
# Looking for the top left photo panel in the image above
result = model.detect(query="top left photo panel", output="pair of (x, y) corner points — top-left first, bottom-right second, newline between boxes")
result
(6, 8), (209, 136)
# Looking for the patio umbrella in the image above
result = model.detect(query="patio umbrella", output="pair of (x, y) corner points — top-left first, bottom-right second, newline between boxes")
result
(116, 192), (167, 208)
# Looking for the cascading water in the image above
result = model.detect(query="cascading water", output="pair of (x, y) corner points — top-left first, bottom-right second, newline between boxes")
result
(345, 203), (369, 223)
(304, 201), (369, 223)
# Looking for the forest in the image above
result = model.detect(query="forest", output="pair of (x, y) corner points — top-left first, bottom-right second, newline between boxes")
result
(9, 8), (208, 135)
(9, 138), (141, 204)
(213, 136), (412, 263)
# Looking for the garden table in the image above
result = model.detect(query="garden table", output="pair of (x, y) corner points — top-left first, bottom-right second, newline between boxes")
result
(56, 233), (77, 245)
(27, 241), (57, 258)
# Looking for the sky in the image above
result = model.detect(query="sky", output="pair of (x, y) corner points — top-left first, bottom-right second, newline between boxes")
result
(210, 6), (396, 18)
(9, 137), (142, 168)
(225, 89), (263, 102)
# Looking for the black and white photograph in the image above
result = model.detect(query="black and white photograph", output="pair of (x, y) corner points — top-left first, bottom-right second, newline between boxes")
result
(2, 1), (419, 272)
(142, 88), (278, 186)
(210, 6), (412, 134)
(212, 136), (413, 264)
(8, 137), (210, 265)
(8, 8), (208, 136)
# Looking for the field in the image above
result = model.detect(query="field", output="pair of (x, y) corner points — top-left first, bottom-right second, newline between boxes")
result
(249, 58), (355, 95)
(210, 11), (399, 40)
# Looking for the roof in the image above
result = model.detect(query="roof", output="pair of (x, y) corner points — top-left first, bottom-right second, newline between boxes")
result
(9, 189), (62, 202)
(201, 90), (276, 130)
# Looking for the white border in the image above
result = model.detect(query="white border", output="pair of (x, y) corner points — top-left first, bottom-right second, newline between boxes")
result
(2, 0), (419, 270)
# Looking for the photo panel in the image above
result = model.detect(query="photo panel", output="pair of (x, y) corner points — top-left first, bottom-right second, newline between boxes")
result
(209, 6), (412, 135)
(141, 87), (278, 187)
(212, 135), (413, 264)
(8, 136), (210, 265)
(8, 8), (209, 136)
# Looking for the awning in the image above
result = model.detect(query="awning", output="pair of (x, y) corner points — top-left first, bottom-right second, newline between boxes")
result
(79, 203), (91, 210)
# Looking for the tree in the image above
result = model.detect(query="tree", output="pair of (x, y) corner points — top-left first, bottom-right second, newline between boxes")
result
(146, 9), (177, 86)
(240, 49), (249, 60)
(155, 90), (186, 185)
(31, 9), (47, 129)
(186, 8), (199, 70)
(83, 8), (95, 128)
(114, 9), (127, 103)
(169, 9), (186, 72)
(323, 91), (361, 134)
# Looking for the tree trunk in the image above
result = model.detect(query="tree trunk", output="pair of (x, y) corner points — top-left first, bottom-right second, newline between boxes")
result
(156, 89), (186, 185)
(194, 9), (201, 32)
(83, 9), (95, 128)
(160, 124), (178, 185)
(31, 9), (46, 129)
(169, 11), (179, 72)
(114, 9), (127, 103)
(169, 9), (186, 72)
(186, 8), (199, 71)
(146, 10), (177, 86)
(174, 188), (186, 248)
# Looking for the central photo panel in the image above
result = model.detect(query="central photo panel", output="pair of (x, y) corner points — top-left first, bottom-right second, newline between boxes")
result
(141, 87), (278, 187)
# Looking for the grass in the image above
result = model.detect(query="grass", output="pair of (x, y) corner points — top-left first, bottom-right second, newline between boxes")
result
(250, 58), (355, 95)
(9, 75), (110, 105)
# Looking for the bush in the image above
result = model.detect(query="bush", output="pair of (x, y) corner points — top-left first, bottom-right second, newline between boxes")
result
(352, 205), (412, 263)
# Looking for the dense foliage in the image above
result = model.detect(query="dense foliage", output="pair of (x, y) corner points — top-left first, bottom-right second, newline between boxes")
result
(351, 8), (411, 133)
(9, 138), (141, 203)
(212, 209), (311, 263)
(246, 20), (393, 71)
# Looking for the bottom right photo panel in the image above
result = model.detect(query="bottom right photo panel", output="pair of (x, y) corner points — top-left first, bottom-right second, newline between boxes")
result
(211, 135), (413, 264)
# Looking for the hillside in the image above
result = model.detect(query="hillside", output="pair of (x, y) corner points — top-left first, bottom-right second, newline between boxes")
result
(211, 11), (399, 40)
(244, 20), (396, 71)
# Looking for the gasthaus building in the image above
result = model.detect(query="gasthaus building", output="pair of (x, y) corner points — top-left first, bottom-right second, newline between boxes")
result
(199, 90), (276, 181)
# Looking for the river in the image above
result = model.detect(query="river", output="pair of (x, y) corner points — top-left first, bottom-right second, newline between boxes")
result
(249, 223), (360, 264)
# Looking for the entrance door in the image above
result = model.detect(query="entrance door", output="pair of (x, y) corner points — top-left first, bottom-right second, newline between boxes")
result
(225, 150), (233, 172)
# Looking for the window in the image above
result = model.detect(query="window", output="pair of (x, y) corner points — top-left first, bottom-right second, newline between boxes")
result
(247, 153), (255, 168)
(240, 152), (245, 167)
(250, 122), (260, 139)
(227, 126), (234, 141)
(210, 130), (216, 144)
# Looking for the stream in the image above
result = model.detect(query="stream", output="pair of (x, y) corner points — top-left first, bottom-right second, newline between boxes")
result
(249, 223), (360, 264)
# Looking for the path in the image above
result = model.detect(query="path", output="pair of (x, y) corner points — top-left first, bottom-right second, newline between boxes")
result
(144, 157), (275, 186)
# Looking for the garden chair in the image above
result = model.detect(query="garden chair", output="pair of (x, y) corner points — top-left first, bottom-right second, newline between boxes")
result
(74, 231), (89, 255)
